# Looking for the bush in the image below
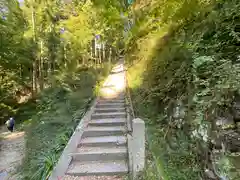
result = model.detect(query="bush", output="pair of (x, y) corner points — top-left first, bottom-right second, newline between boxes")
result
(20, 65), (110, 179)
(126, 0), (240, 179)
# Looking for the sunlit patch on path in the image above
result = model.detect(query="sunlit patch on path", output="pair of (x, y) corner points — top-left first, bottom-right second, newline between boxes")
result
(99, 63), (126, 99)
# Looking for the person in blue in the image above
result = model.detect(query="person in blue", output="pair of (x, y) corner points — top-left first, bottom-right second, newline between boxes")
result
(5, 117), (15, 132)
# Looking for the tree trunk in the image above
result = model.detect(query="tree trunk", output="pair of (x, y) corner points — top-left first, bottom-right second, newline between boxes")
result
(51, 45), (55, 75)
(19, 64), (23, 79)
(31, 64), (35, 96)
(109, 47), (112, 65)
(64, 43), (67, 67)
(31, 0), (37, 96)
(103, 43), (105, 61)
(90, 42), (93, 63)
(48, 25), (55, 80)
(39, 40), (44, 90)
(94, 38), (98, 67)
(99, 48), (102, 65)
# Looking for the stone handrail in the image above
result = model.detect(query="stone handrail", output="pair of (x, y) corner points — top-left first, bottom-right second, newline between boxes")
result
(127, 118), (145, 179)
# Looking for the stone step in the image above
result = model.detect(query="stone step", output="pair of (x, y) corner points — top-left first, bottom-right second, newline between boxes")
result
(89, 118), (126, 126)
(82, 126), (126, 138)
(98, 98), (125, 102)
(101, 84), (116, 89)
(97, 99), (125, 104)
(91, 112), (126, 119)
(95, 103), (125, 109)
(66, 160), (128, 176)
(70, 146), (127, 161)
(94, 107), (125, 113)
(79, 136), (127, 147)
(99, 94), (125, 100)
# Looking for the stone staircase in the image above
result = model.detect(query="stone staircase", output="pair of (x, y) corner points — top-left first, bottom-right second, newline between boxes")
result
(50, 62), (145, 180)
(48, 63), (130, 180)
(65, 94), (129, 178)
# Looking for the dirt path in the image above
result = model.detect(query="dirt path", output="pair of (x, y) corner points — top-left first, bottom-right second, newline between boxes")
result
(0, 126), (25, 180)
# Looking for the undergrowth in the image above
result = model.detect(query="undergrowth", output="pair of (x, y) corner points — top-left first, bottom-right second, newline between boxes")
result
(126, 0), (240, 179)
(20, 64), (111, 180)
(127, 76), (201, 180)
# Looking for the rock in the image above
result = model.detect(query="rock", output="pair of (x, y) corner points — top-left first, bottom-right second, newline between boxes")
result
(211, 137), (223, 150)
(219, 175), (228, 180)
(237, 122), (240, 128)
(232, 100), (240, 120)
(0, 171), (8, 180)
(216, 116), (235, 130)
(221, 130), (240, 152)
(204, 169), (217, 179)
(172, 100), (185, 119)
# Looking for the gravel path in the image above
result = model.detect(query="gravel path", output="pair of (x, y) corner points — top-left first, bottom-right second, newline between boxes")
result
(0, 126), (25, 180)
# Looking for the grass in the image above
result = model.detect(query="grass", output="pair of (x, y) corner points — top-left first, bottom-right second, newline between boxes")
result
(17, 63), (112, 179)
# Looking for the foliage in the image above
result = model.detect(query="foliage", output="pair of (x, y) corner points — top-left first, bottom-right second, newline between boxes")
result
(0, 0), (121, 179)
(126, 0), (240, 179)
(21, 65), (110, 179)
(0, 0), (121, 125)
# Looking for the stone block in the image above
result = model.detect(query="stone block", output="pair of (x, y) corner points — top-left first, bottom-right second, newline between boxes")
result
(132, 118), (145, 179)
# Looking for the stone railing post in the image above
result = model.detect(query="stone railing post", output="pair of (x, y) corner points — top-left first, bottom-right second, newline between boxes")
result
(131, 118), (145, 179)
